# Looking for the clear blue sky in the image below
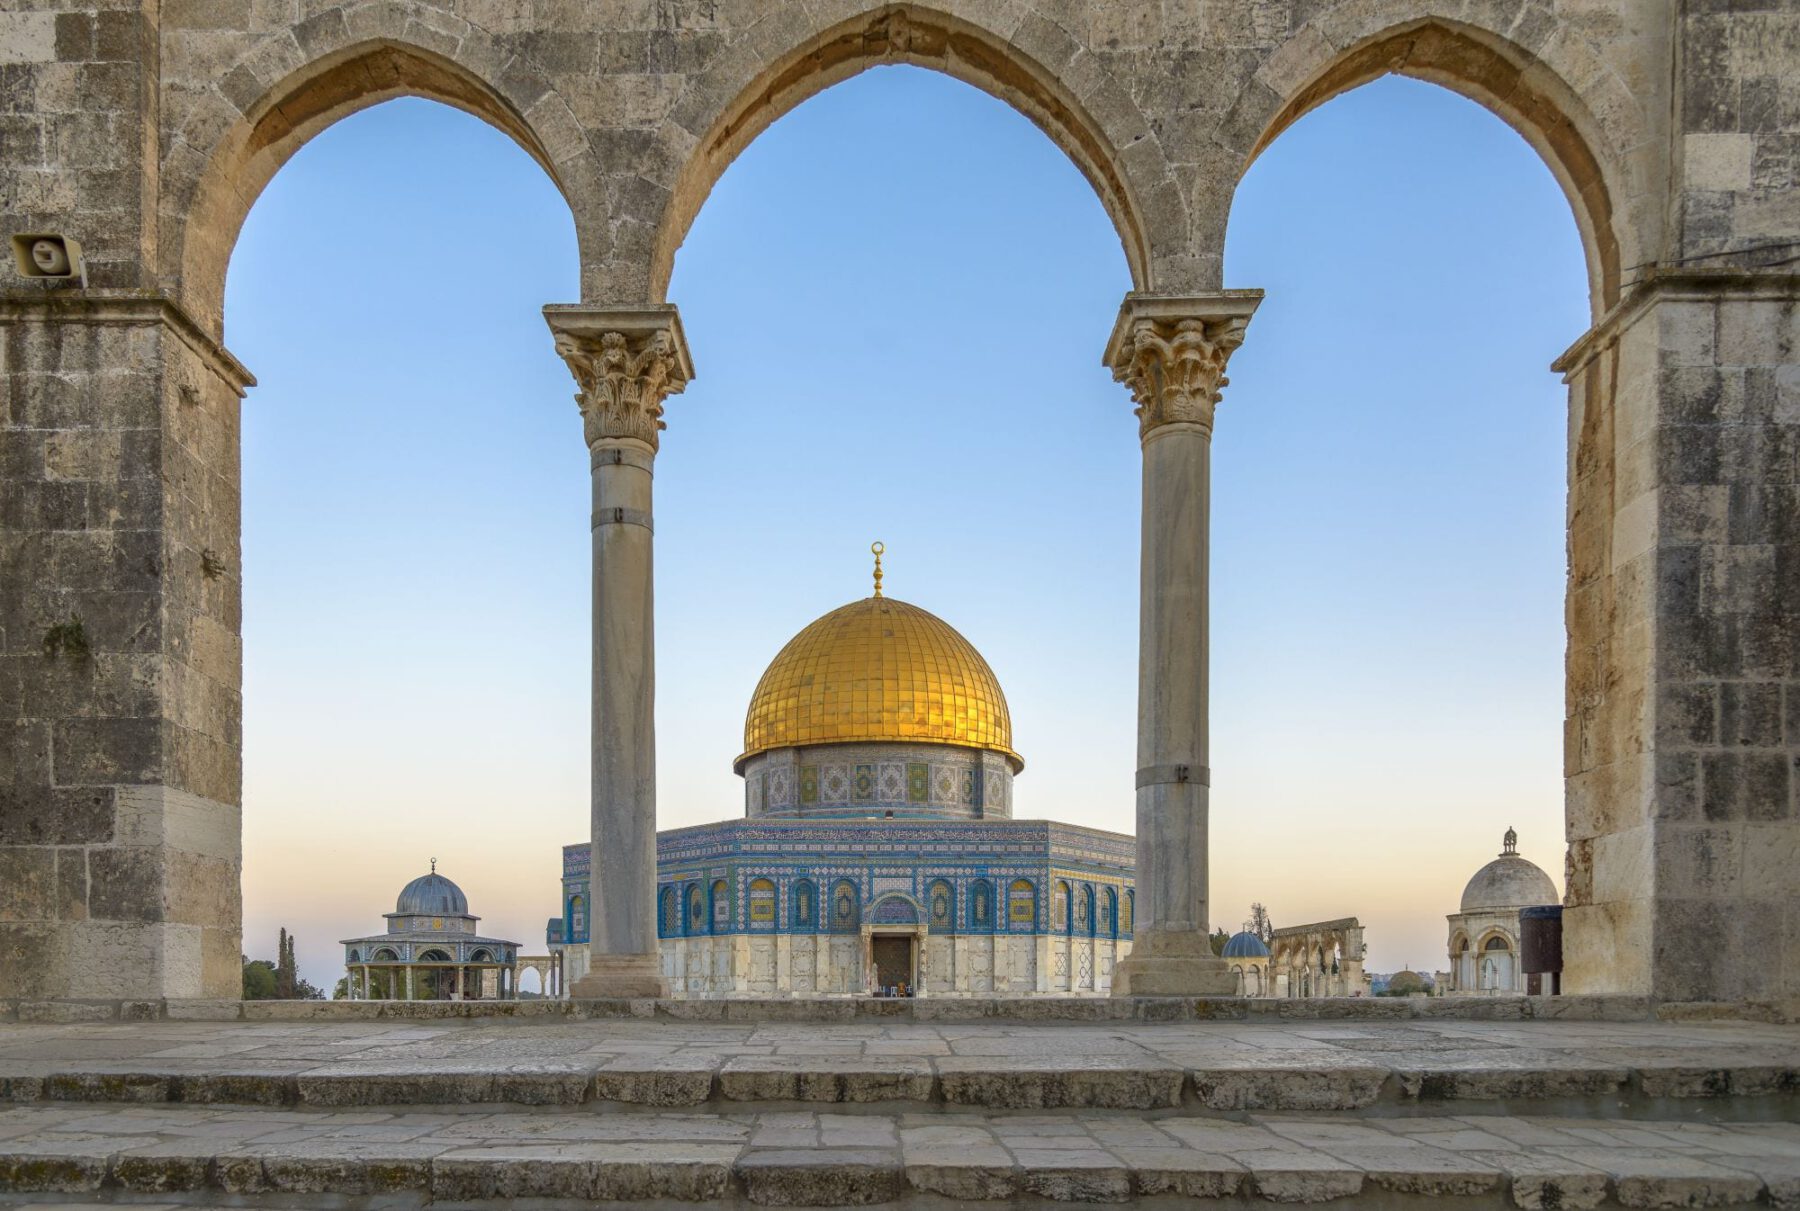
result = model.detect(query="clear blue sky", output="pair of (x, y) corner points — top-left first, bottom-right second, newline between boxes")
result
(227, 68), (1586, 991)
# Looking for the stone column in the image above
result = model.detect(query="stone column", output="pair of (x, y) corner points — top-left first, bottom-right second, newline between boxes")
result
(1107, 292), (1261, 998)
(545, 306), (693, 999)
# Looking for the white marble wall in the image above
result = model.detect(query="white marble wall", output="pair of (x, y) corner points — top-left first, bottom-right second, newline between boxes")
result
(599, 934), (1135, 998)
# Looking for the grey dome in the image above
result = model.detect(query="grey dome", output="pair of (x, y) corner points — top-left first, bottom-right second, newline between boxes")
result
(1460, 854), (1557, 913)
(396, 871), (468, 916)
(1222, 930), (1270, 958)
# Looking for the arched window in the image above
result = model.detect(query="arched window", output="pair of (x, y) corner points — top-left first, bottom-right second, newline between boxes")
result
(686, 883), (706, 935)
(1008, 879), (1036, 930)
(1100, 887), (1117, 939)
(347, 948), (361, 963)
(1484, 935), (1511, 951)
(969, 879), (995, 931)
(568, 894), (586, 940)
(711, 879), (730, 934)
(372, 947), (398, 961)
(1053, 881), (1071, 933)
(1122, 890), (1134, 936)
(659, 886), (678, 938)
(830, 879), (859, 932)
(1077, 884), (1094, 936)
(870, 895), (919, 925)
(792, 879), (817, 931)
(928, 880), (955, 933)
(748, 878), (776, 930)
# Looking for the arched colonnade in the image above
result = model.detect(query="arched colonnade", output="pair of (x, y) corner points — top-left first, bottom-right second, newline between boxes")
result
(7, 0), (1792, 1006)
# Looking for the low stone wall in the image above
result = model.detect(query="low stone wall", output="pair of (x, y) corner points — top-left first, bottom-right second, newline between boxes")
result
(7, 993), (1785, 1025)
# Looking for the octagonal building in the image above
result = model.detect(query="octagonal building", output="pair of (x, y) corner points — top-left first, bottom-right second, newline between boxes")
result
(552, 557), (1136, 997)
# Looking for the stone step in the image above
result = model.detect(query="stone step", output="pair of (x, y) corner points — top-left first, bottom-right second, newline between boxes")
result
(14, 1054), (1800, 1117)
(0, 1103), (1796, 1207)
(4, 1018), (1796, 1118)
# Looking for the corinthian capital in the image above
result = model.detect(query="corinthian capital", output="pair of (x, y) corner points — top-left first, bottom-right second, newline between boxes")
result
(544, 305), (695, 452)
(1103, 292), (1263, 440)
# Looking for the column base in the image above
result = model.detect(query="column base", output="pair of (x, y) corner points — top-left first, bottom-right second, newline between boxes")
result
(1111, 929), (1237, 997)
(569, 952), (668, 999)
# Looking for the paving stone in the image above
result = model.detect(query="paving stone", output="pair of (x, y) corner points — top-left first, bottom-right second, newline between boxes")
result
(1555, 1149), (1767, 1208)
(734, 1147), (904, 1206)
(718, 1056), (935, 1104)
(1190, 1064), (1389, 1110)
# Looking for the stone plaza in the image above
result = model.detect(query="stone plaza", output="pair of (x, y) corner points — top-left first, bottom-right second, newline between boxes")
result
(0, 1006), (1798, 1206)
(3, 0), (1799, 1201)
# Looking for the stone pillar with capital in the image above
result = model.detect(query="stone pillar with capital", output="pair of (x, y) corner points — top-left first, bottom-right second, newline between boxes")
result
(1106, 291), (1261, 997)
(544, 305), (694, 999)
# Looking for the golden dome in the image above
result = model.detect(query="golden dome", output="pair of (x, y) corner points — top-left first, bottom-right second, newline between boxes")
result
(737, 595), (1022, 773)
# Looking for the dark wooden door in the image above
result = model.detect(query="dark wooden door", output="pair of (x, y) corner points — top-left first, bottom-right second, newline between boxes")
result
(872, 936), (913, 993)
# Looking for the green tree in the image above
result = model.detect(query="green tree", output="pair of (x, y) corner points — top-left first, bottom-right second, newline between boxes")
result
(1209, 928), (1231, 956)
(275, 928), (296, 999)
(242, 958), (276, 999)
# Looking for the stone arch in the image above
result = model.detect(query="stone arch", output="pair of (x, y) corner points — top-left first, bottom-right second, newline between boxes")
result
(1233, 10), (1645, 314)
(1479, 929), (1516, 952)
(165, 22), (588, 334)
(647, 4), (1161, 303)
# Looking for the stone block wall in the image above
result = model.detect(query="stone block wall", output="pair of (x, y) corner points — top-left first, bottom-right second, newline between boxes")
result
(0, 300), (247, 999)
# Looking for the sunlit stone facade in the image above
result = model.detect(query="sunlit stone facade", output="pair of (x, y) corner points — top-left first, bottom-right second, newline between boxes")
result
(1445, 830), (1560, 995)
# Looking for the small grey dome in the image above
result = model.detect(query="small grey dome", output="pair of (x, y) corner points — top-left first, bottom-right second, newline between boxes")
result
(396, 871), (468, 916)
(1222, 930), (1270, 958)
(1460, 853), (1557, 913)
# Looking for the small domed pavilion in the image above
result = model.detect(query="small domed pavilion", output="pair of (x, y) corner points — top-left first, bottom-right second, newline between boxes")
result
(341, 864), (521, 1000)
(1445, 829), (1560, 994)
(1221, 930), (1271, 995)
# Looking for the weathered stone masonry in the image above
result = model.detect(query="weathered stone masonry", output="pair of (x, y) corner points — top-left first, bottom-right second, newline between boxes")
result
(1, 0), (1794, 1006)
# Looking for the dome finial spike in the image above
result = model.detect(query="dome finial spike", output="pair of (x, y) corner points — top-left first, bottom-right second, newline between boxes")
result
(430, 856), (437, 874)
(1501, 826), (1517, 856)
(871, 541), (885, 598)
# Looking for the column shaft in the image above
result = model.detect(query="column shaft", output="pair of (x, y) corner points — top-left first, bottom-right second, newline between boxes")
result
(1105, 291), (1261, 998)
(1137, 423), (1212, 936)
(591, 439), (658, 962)
(545, 305), (692, 999)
